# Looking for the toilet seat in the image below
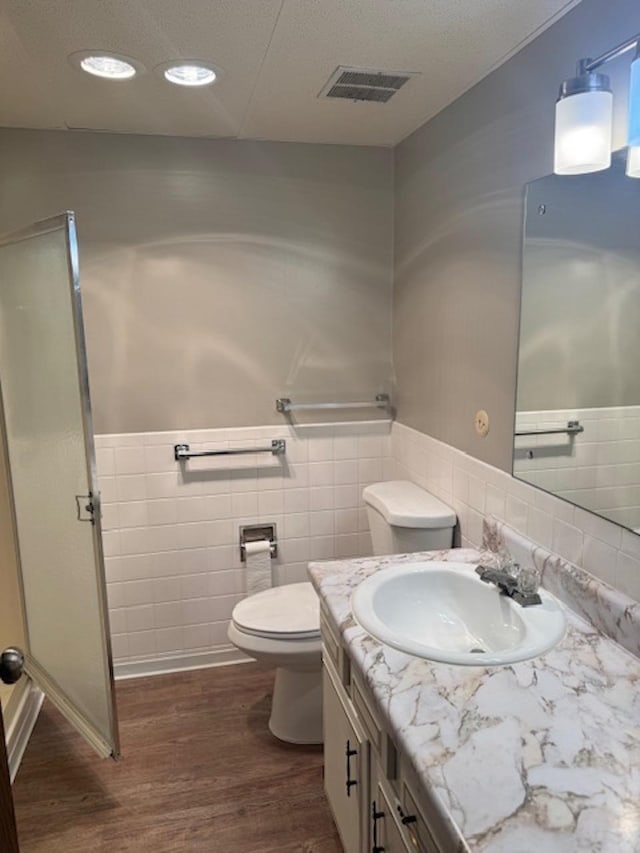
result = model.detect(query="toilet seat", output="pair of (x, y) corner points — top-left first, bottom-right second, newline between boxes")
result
(231, 581), (320, 641)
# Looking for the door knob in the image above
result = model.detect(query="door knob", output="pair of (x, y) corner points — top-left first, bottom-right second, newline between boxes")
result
(0, 647), (25, 684)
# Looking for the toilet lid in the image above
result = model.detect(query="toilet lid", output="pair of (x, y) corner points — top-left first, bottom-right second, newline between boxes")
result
(363, 480), (456, 528)
(231, 582), (320, 640)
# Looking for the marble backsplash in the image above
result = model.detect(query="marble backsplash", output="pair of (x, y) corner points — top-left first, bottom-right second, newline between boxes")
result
(483, 516), (640, 660)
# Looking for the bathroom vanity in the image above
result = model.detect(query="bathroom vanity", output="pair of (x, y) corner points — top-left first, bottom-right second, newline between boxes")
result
(322, 602), (454, 853)
(312, 519), (640, 853)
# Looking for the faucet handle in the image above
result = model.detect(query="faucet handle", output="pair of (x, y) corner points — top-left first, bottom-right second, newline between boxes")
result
(512, 565), (542, 606)
(518, 566), (541, 596)
(498, 555), (519, 576)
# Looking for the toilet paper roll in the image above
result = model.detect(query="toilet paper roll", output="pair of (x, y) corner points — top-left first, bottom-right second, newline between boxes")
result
(245, 539), (272, 596)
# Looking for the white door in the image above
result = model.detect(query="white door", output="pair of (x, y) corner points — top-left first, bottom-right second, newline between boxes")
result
(0, 212), (119, 759)
(323, 666), (366, 853)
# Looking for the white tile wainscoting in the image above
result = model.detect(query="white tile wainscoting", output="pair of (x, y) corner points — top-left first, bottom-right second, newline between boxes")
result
(95, 421), (393, 676)
(514, 406), (640, 532)
(97, 418), (640, 678)
(390, 422), (640, 602)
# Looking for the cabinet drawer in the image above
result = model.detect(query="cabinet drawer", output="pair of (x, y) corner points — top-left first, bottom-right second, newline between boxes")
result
(373, 777), (412, 853)
(321, 610), (350, 687)
(321, 621), (340, 670)
(352, 672), (398, 782)
(400, 783), (440, 853)
(371, 752), (439, 853)
(351, 675), (382, 752)
(399, 757), (454, 852)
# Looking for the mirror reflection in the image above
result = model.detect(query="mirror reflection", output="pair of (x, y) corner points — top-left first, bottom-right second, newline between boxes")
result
(514, 151), (640, 533)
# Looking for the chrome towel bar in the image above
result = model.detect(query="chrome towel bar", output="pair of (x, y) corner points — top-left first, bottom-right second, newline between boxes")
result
(174, 440), (286, 461)
(514, 419), (583, 438)
(276, 394), (390, 414)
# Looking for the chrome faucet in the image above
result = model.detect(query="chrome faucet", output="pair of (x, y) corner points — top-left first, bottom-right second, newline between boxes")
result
(475, 565), (542, 607)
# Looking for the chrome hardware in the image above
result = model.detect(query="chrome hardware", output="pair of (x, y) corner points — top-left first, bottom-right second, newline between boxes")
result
(579, 32), (640, 74)
(239, 524), (278, 561)
(515, 419), (583, 437)
(276, 394), (390, 414)
(475, 565), (542, 607)
(75, 493), (96, 524)
(174, 439), (285, 461)
(372, 801), (385, 853)
(345, 740), (357, 797)
(0, 647), (25, 685)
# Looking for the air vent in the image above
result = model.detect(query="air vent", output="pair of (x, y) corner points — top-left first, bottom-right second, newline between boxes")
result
(319, 66), (419, 104)
(327, 85), (394, 103)
(337, 71), (409, 90)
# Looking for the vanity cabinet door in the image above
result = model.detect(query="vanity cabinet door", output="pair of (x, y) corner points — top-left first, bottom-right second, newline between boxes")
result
(370, 752), (441, 853)
(370, 754), (410, 853)
(323, 666), (367, 853)
(371, 788), (410, 853)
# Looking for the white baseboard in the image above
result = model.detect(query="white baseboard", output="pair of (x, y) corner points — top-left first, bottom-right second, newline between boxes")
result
(6, 680), (44, 782)
(114, 646), (250, 680)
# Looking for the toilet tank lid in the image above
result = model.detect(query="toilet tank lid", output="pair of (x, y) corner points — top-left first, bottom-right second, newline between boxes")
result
(363, 481), (456, 529)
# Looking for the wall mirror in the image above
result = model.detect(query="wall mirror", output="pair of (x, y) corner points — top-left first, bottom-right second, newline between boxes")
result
(514, 151), (640, 534)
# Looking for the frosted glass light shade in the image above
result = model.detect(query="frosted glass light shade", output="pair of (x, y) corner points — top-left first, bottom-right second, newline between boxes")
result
(554, 90), (613, 174)
(69, 51), (141, 80)
(629, 57), (640, 146)
(164, 64), (217, 87)
(79, 55), (136, 79)
(626, 146), (640, 178)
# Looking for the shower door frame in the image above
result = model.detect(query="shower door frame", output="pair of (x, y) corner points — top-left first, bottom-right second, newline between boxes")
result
(0, 212), (119, 760)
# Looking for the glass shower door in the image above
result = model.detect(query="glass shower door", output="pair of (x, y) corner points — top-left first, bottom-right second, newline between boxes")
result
(0, 212), (119, 758)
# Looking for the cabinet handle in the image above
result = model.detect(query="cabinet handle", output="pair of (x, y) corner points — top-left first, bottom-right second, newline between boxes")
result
(372, 800), (385, 853)
(397, 803), (417, 825)
(345, 740), (358, 797)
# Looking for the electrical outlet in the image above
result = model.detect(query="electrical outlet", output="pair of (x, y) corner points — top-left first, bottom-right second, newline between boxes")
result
(475, 410), (490, 437)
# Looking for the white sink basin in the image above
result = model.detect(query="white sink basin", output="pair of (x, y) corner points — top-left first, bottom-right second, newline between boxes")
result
(351, 561), (566, 666)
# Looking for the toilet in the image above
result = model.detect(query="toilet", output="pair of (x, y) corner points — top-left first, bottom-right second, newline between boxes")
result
(228, 481), (456, 745)
(363, 480), (457, 555)
(228, 582), (323, 744)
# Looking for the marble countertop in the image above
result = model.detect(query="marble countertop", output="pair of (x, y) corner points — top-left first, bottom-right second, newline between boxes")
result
(309, 546), (640, 853)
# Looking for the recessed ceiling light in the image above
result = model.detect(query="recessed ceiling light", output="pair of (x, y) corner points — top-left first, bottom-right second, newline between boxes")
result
(161, 62), (218, 87)
(69, 51), (141, 81)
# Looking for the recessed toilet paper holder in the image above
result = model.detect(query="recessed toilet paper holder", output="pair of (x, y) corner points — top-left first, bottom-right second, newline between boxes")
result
(239, 524), (278, 561)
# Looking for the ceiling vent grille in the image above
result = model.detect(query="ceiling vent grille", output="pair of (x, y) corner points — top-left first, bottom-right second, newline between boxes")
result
(319, 66), (418, 104)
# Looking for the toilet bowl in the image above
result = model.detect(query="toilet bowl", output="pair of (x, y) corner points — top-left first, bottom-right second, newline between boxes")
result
(227, 582), (323, 744)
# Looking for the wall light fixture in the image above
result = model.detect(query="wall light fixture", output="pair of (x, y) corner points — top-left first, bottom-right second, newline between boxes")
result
(554, 32), (640, 177)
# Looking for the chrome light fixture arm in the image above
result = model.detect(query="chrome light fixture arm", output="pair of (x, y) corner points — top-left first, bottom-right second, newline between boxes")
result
(579, 33), (640, 75)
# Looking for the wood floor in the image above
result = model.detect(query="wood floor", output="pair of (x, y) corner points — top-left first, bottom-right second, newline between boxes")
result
(12, 663), (342, 853)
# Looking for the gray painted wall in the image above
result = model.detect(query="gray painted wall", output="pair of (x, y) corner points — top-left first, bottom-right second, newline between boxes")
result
(0, 129), (393, 434)
(518, 161), (640, 411)
(393, 0), (636, 471)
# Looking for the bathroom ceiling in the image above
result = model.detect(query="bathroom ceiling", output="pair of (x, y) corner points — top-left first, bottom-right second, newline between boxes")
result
(0, 0), (580, 146)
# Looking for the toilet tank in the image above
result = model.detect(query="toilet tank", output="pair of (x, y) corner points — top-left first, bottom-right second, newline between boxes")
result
(363, 481), (457, 556)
